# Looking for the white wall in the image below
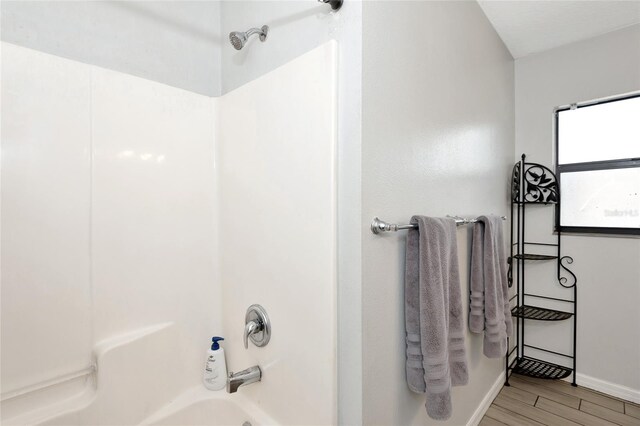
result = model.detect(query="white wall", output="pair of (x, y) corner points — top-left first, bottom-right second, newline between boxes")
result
(217, 42), (338, 425)
(1, 43), (220, 414)
(0, 1), (221, 96)
(219, 2), (364, 423)
(361, 2), (514, 424)
(1, 1), (363, 419)
(515, 24), (640, 394)
(2, 39), (343, 424)
(1, 42), (93, 395)
(220, 0), (351, 94)
(2, 4), (363, 415)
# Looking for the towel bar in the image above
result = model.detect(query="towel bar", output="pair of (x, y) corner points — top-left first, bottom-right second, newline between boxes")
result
(371, 215), (506, 234)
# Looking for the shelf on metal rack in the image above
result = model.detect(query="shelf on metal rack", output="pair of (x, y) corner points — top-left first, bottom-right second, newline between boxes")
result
(513, 253), (558, 261)
(514, 201), (558, 205)
(511, 305), (573, 321)
(512, 357), (572, 380)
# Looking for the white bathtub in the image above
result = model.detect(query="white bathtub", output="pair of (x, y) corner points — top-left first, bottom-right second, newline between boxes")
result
(3, 325), (278, 426)
(139, 387), (278, 426)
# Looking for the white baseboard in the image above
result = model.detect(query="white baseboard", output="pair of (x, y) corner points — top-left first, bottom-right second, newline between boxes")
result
(467, 372), (505, 426)
(574, 373), (640, 404)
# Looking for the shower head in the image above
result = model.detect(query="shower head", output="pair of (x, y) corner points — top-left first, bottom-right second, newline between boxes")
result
(229, 32), (246, 50)
(229, 25), (269, 50)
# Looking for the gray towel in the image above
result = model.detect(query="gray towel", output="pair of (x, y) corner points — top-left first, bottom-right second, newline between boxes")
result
(405, 216), (469, 421)
(469, 215), (513, 358)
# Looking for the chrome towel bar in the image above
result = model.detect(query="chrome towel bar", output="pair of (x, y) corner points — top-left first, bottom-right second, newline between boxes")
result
(371, 215), (507, 234)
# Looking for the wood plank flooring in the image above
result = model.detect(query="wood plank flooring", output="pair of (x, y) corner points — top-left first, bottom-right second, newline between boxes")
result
(480, 374), (640, 426)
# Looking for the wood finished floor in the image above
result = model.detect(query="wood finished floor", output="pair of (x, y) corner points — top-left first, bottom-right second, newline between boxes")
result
(480, 374), (640, 426)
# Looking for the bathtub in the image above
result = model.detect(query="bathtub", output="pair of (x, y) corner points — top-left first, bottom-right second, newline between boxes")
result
(3, 325), (278, 426)
(139, 387), (278, 426)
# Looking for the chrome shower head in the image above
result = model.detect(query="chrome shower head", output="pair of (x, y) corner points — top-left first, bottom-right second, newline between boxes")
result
(229, 32), (246, 50)
(229, 25), (269, 50)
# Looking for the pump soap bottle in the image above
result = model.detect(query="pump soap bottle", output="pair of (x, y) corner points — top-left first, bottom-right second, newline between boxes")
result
(203, 337), (227, 390)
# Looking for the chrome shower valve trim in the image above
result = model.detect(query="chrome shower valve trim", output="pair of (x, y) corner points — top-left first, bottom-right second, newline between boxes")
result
(244, 304), (271, 349)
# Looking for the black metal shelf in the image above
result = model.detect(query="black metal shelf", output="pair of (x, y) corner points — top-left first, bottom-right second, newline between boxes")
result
(512, 357), (572, 380)
(513, 253), (558, 261)
(512, 305), (573, 321)
(507, 154), (578, 387)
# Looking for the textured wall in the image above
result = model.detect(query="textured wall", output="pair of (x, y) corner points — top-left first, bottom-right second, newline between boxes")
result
(515, 24), (640, 394)
(1, 1), (221, 96)
(362, 2), (515, 424)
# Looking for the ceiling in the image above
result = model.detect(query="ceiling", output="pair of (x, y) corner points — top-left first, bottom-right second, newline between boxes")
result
(477, 1), (640, 58)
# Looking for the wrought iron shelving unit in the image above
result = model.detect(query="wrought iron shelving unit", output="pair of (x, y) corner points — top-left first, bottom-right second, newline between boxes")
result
(505, 154), (578, 387)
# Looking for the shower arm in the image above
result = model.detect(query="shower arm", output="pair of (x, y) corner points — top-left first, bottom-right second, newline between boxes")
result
(245, 27), (267, 40)
(318, 0), (343, 10)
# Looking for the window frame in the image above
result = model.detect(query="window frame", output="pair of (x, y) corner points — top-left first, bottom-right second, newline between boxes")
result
(554, 93), (640, 236)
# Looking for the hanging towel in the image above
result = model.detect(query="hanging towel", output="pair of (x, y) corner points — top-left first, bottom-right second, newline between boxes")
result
(469, 215), (513, 358)
(405, 216), (468, 421)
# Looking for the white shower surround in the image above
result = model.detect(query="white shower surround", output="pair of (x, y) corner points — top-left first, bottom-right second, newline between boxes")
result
(217, 41), (338, 425)
(1, 41), (337, 425)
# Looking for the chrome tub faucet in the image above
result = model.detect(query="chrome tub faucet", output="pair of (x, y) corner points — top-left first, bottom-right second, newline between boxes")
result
(227, 366), (262, 393)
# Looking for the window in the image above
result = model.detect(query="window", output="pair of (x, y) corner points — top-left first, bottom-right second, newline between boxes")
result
(555, 94), (640, 235)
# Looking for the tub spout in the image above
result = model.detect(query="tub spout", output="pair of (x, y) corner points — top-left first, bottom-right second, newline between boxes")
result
(227, 366), (261, 393)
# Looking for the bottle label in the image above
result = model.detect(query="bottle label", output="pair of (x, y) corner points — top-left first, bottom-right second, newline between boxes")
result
(205, 358), (218, 376)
